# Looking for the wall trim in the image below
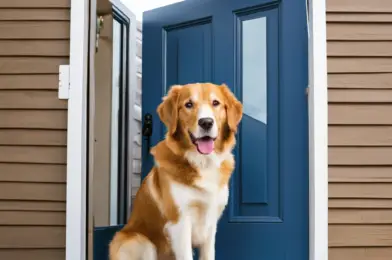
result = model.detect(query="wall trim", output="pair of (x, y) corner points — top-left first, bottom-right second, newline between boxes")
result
(308, 0), (328, 260)
(66, 0), (89, 260)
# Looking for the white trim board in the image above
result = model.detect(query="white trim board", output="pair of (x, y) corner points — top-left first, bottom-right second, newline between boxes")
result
(66, 0), (89, 260)
(308, 0), (328, 260)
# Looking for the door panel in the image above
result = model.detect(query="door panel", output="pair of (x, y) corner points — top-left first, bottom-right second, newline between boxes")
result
(233, 7), (280, 221)
(166, 21), (212, 85)
(142, 0), (309, 259)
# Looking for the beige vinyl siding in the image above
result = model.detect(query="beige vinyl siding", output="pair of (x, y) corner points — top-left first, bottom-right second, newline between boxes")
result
(327, 0), (392, 259)
(0, 0), (69, 259)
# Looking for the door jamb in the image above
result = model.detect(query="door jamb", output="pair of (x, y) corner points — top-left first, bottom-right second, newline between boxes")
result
(66, 0), (89, 260)
(307, 0), (328, 260)
(66, 1), (137, 260)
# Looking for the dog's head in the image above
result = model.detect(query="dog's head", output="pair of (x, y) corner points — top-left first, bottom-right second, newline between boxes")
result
(157, 83), (243, 156)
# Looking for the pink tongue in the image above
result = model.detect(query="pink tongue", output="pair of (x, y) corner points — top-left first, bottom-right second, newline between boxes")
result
(196, 139), (214, 154)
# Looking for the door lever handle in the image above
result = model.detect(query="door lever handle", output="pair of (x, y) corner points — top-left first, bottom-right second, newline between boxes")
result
(142, 113), (153, 153)
(142, 113), (153, 137)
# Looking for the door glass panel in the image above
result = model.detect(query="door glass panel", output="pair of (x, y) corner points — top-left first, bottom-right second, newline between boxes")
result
(231, 8), (280, 222)
(92, 11), (130, 228)
(241, 17), (267, 204)
(242, 17), (267, 124)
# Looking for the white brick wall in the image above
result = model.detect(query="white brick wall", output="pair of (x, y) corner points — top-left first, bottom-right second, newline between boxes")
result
(131, 21), (142, 205)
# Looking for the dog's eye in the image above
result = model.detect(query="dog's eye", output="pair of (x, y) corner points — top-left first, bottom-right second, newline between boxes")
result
(212, 100), (220, 107)
(185, 101), (193, 109)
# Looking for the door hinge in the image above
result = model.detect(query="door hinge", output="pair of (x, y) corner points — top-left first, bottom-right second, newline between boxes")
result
(305, 86), (309, 96)
(58, 64), (70, 100)
(96, 16), (104, 52)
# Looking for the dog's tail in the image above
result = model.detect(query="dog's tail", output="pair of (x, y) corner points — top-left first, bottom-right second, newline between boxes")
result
(109, 231), (157, 260)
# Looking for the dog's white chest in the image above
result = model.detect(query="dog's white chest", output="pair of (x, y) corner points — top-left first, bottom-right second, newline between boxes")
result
(169, 167), (229, 246)
(189, 184), (229, 246)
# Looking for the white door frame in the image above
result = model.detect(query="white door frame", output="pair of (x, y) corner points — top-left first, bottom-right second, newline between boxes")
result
(66, 0), (136, 260)
(307, 0), (328, 260)
(66, 1), (328, 260)
(66, 0), (89, 260)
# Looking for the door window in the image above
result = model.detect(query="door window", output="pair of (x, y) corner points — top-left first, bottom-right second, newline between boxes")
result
(233, 9), (281, 221)
(109, 8), (131, 225)
(92, 8), (130, 228)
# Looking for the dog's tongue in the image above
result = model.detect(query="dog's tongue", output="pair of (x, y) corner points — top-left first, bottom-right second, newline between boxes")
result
(196, 139), (214, 154)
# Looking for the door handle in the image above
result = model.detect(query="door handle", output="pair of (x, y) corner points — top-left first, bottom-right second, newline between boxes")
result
(142, 113), (153, 153)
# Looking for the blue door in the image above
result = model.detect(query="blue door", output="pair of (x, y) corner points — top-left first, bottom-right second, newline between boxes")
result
(142, 0), (309, 259)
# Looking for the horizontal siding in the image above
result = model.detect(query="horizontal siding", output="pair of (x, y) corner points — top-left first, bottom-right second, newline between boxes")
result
(327, 0), (392, 259)
(0, 146), (67, 164)
(330, 225), (392, 247)
(0, 249), (65, 260)
(0, 110), (67, 129)
(328, 73), (392, 89)
(328, 23), (392, 40)
(329, 105), (392, 125)
(0, 1), (69, 258)
(328, 89), (392, 103)
(0, 40), (70, 56)
(329, 167), (392, 182)
(328, 42), (392, 57)
(131, 21), (143, 204)
(329, 209), (392, 224)
(0, 74), (63, 90)
(0, 90), (67, 109)
(0, 9), (70, 21)
(329, 248), (392, 260)
(329, 126), (392, 146)
(330, 199), (392, 209)
(327, 0), (392, 13)
(0, 182), (66, 201)
(0, 21), (70, 39)
(0, 226), (65, 248)
(330, 183), (392, 198)
(327, 13), (392, 22)
(0, 163), (66, 183)
(0, 201), (65, 211)
(0, 0), (69, 8)
(0, 129), (67, 146)
(329, 147), (392, 165)
(0, 57), (69, 74)
(0, 211), (66, 225)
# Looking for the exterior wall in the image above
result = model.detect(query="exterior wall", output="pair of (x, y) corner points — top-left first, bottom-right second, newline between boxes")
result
(131, 21), (142, 206)
(327, 0), (392, 259)
(0, 0), (69, 259)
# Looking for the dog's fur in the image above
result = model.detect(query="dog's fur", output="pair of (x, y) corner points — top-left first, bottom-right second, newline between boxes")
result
(109, 83), (243, 260)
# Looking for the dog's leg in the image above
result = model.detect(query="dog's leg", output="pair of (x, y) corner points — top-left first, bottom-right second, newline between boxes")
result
(166, 216), (193, 260)
(199, 224), (217, 260)
(110, 232), (157, 260)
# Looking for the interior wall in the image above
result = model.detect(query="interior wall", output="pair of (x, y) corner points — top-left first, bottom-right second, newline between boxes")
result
(93, 13), (113, 227)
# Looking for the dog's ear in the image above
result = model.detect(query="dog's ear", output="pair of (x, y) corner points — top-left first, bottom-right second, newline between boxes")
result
(220, 84), (243, 133)
(157, 85), (182, 135)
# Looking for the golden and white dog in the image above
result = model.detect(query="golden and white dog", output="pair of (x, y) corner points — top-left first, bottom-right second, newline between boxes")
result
(109, 83), (243, 260)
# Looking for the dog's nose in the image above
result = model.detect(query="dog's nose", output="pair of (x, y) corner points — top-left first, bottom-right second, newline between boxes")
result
(198, 117), (214, 131)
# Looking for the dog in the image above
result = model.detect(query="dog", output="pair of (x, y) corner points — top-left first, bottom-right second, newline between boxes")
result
(109, 82), (243, 260)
